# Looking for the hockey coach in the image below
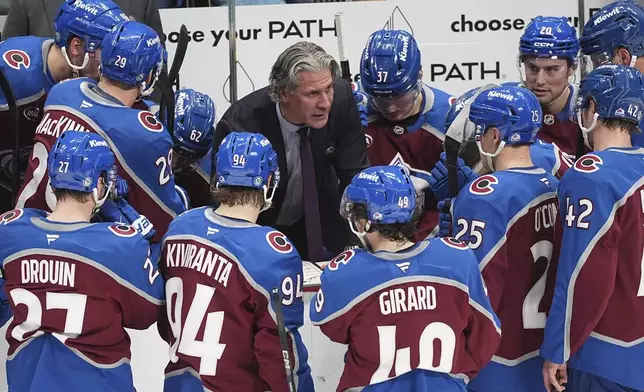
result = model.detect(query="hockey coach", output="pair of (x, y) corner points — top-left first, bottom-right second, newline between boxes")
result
(212, 41), (368, 262)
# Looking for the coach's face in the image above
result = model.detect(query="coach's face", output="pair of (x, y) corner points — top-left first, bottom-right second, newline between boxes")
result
(282, 70), (334, 129)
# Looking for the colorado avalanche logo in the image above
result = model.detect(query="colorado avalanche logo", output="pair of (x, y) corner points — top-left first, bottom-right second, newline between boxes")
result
(3, 49), (30, 70)
(0, 209), (23, 225)
(574, 154), (603, 173)
(365, 134), (373, 148)
(266, 231), (293, 254)
(469, 175), (499, 195)
(108, 224), (138, 237)
(327, 249), (355, 271)
(137, 111), (164, 133)
(441, 237), (469, 250)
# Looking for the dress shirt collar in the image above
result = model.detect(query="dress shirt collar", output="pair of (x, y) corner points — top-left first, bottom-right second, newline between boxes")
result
(276, 103), (305, 134)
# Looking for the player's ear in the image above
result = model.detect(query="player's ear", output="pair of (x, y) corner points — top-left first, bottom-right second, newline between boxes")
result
(69, 37), (84, 58)
(616, 47), (632, 66)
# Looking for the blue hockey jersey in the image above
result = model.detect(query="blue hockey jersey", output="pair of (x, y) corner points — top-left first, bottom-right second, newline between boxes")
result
(541, 147), (644, 389)
(0, 208), (164, 392)
(0, 36), (57, 212)
(16, 78), (187, 243)
(530, 140), (573, 179)
(310, 238), (501, 392)
(158, 207), (314, 392)
(451, 167), (560, 392)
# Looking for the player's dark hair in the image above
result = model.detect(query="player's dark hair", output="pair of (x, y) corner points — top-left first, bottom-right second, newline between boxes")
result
(602, 118), (640, 135)
(583, 98), (640, 135)
(53, 188), (92, 203)
(350, 203), (420, 244)
(210, 185), (266, 209)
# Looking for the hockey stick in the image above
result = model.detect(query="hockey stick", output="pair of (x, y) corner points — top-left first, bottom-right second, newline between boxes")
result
(159, 25), (190, 138)
(271, 287), (296, 392)
(334, 13), (352, 82)
(0, 67), (20, 206)
(575, 0), (588, 161)
(442, 84), (499, 233)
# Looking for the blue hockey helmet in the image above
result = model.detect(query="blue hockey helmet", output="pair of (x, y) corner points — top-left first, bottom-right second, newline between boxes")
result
(445, 87), (481, 133)
(48, 131), (116, 207)
(575, 64), (644, 136)
(469, 86), (542, 160)
(173, 89), (216, 160)
(340, 165), (416, 226)
(360, 29), (422, 113)
(580, 1), (644, 69)
(215, 132), (279, 208)
(100, 21), (166, 97)
(519, 16), (580, 66)
(54, 0), (128, 71)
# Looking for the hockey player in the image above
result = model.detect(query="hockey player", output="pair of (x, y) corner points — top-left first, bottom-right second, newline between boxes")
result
(443, 86), (560, 392)
(0, 130), (163, 392)
(170, 88), (216, 208)
(579, 0), (644, 147)
(158, 131), (314, 392)
(310, 165), (500, 391)
(541, 64), (644, 392)
(16, 21), (188, 247)
(427, 85), (572, 204)
(357, 29), (455, 241)
(511, 16), (582, 158)
(0, 0), (127, 213)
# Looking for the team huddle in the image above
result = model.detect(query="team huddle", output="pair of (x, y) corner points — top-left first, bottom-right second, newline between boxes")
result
(0, 0), (641, 391)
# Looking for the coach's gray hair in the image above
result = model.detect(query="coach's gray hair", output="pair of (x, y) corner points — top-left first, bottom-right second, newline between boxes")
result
(268, 41), (341, 103)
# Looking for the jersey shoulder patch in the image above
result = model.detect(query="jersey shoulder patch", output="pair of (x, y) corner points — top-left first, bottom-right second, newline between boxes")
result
(326, 249), (358, 271)
(265, 229), (295, 254)
(573, 153), (604, 173)
(0, 209), (25, 225)
(3, 48), (30, 70)
(468, 174), (500, 196)
(107, 223), (140, 238)
(137, 110), (164, 133)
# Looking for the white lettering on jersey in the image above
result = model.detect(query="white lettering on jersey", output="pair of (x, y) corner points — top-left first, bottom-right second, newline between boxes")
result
(534, 201), (558, 232)
(20, 259), (76, 287)
(379, 285), (437, 315)
(165, 242), (232, 287)
(35, 112), (90, 139)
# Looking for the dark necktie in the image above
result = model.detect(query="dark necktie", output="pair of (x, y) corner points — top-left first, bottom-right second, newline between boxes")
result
(298, 127), (324, 262)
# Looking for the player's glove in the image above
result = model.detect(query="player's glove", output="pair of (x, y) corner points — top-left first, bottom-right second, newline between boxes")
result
(113, 176), (129, 199)
(353, 90), (369, 128)
(437, 198), (453, 238)
(428, 152), (478, 201)
(99, 198), (156, 241)
(175, 185), (190, 211)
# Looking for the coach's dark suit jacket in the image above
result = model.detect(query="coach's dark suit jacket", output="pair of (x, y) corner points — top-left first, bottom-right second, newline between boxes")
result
(1, 0), (164, 40)
(213, 79), (369, 256)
